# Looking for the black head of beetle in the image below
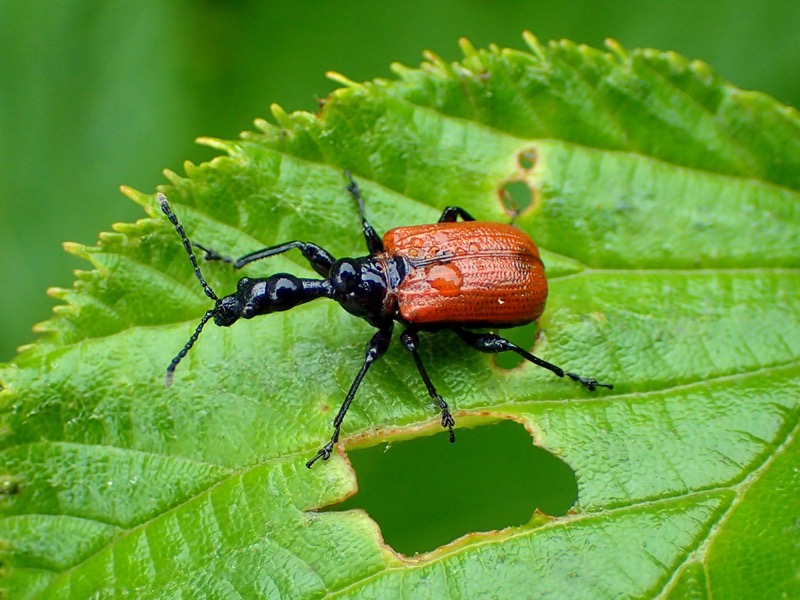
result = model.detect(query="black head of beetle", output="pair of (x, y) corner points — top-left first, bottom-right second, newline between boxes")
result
(216, 274), (323, 324)
(157, 193), (404, 386)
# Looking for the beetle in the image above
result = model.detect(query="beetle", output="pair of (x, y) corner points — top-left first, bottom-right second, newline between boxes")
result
(158, 172), (612, 468)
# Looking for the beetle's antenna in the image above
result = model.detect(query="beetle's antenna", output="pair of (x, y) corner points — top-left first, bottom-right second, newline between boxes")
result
(157, 193), (219, 302)
(158, 194), (221, 386)
(343, 170), (384, 254)
(344, 170), (368, 218)
(165, 309), (216, 386)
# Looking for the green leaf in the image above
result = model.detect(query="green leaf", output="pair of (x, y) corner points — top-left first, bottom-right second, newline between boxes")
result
(2, 34), (799, 598)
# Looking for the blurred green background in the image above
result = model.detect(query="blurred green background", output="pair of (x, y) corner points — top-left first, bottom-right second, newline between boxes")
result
(1, 0), (799, 361)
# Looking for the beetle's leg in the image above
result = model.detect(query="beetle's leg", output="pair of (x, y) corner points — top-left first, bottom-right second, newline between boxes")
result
(196, 241), (335, 277)
(453, 327), (613, 391)
(192, 242), (234, 265)
(400, 329), (456, 442)
(344, 170), (384, 254)
(438, 206), (477, 223)
(306, 323), (394, 468)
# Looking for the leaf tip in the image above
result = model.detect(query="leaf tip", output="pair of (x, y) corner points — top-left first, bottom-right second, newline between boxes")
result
(62, 241), (88, 258)
(419, 50), (452, 77)
(422, 49), (443, 65)
(46, 286), (69, 300)
(688, 58), (715, 83)
(389, 61), (411, 77)
(270, 103), (295, 128)
(458, 37), (477, 59)
(196, 136), (234, 153)
(522, 31), (544, 58)
(119, 185), (149, 208)
(604, 38), (627, 61)
(12, 341), (37, 355)
(111, 221), (139, 235)
(51, 303), (76, 317)
(98, 231), (124, 245)
(162, 168), (183, 186)
(253, 117), (271, 133)
(326, 71), (359, 88)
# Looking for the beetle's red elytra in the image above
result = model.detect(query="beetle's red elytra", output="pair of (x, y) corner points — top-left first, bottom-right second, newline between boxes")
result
(384, 221), (547, 326)
(158, 171), (612, 468)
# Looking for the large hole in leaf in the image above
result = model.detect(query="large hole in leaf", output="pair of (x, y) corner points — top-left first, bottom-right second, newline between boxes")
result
(327, 419), (578, 556)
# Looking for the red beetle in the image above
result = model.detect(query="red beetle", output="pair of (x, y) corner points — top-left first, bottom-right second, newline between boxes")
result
(158, 172), (611, 467)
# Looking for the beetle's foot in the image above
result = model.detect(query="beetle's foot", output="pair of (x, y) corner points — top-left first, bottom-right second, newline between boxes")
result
(567, 372), (613, 391)
(192, 242), (234, 265)
(306, 441), (335, 469)
(441, 410), (456, 443)
(435, 394), (456, 442)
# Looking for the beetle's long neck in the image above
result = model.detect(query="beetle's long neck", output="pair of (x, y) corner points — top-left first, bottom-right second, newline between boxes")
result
(295, 278), (335, 306)
(244, 274), (334, 316)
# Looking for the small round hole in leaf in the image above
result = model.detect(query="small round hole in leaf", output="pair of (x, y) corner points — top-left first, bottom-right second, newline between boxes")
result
(499, 180), (533, 216)
(518, 149), (537, 170)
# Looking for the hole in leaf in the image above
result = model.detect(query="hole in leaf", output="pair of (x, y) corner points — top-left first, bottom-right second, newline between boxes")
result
(493, 321), (539, 370)
(518, 148), (537, 170)
(329, 419), (577, 556)
(499, 180), (533, 216)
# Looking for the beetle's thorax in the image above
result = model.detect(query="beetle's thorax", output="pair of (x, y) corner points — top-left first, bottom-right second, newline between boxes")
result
(329, 254), (407, 321)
